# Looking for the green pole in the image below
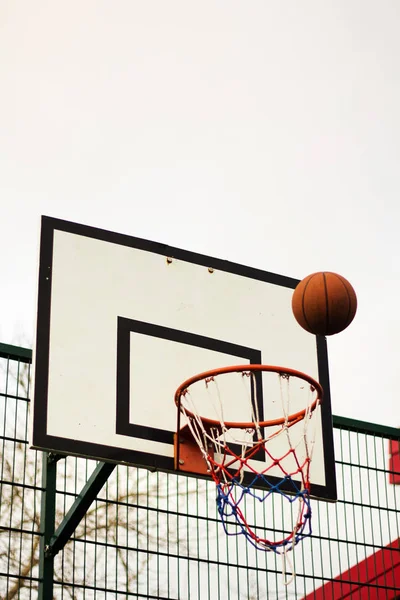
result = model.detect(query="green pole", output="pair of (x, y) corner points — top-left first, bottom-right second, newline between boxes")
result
(38, 452), (59, 599)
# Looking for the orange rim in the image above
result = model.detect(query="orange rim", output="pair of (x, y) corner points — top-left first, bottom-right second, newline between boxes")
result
(174, 364), (323, 430)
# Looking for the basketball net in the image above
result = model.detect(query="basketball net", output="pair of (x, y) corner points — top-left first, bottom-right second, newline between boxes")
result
(175, 365), (323, 585)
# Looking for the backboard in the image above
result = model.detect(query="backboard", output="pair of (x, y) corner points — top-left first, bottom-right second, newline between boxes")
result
(32, 216), (337, 500)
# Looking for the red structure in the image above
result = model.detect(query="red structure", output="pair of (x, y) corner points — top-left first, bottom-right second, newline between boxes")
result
(389, 439), (400, 485)
(304, 441), (400, 598)
(303, 538), (400, 599)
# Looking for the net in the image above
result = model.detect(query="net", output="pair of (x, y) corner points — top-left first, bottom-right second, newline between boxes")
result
(175, 365), (323, 556)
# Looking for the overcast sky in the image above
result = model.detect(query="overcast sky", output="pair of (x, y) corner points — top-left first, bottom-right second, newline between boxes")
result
(1, 1), (399, 427)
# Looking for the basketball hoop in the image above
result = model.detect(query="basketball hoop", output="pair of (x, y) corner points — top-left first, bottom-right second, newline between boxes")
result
(174, 364), (323, 558)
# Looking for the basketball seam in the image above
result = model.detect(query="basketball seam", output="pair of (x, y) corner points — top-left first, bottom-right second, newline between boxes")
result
(301, 276), (313, 333)
(332, 273), (353, 328)
(322, 273), (329, 335)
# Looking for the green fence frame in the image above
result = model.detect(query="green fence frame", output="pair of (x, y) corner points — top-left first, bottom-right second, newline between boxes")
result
(1, 344), (399, 599)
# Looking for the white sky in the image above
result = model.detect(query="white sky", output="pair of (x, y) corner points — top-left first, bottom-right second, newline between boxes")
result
(1, 1), (399, 427)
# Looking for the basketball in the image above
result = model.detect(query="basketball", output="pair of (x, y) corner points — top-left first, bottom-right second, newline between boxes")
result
(292, 272), (357, 336)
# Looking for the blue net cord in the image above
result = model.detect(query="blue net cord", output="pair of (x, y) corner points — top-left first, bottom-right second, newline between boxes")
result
(209, 440), (313, 553)
(215, 477), (312, 553)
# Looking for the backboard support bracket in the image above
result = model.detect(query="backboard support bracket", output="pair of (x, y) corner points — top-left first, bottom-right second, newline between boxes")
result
(174, 425), (214, 475)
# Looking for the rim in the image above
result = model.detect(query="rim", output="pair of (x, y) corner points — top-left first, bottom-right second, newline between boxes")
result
(174, 364), (323, 429)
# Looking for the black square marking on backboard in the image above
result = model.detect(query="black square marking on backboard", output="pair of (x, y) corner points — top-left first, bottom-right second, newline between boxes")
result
(116, 316), (263, 446)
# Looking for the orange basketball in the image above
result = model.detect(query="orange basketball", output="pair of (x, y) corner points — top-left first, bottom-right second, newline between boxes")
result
(292, 272), (357, 336)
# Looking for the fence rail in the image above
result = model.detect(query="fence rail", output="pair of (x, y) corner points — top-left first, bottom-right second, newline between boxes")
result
(1, 345), (399, 599)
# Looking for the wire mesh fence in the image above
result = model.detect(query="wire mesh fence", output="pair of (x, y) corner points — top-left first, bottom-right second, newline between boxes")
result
(1, 344), (399, 599)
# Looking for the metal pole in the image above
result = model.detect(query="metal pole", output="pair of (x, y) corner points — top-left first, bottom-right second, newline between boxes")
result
(38, 452), (59, 600)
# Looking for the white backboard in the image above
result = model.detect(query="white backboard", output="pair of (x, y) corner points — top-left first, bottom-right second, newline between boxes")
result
(32, 217), (336, 500)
